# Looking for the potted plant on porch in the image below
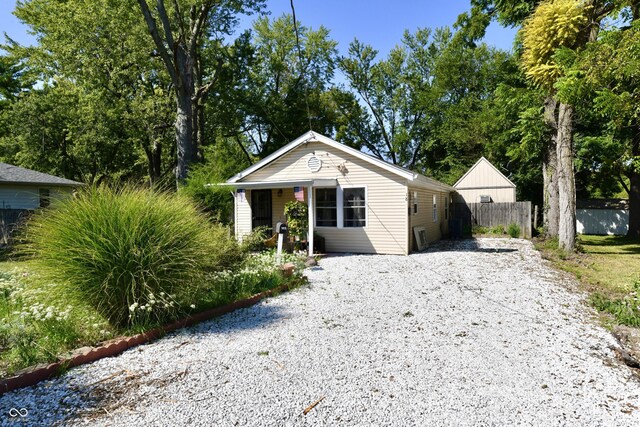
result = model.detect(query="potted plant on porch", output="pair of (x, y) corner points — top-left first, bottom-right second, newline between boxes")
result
(284, 200), (308, 251)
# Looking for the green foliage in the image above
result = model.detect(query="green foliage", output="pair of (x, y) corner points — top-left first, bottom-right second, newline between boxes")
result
(507, 223), (521, 238)
(27, 185), (239, 328)
(590, 278), (640, 327)
(472, 225), (489, 234)
(240, 226), (271, 252)
(181, 163), (235, 223)
(284, 200), (308, 239)
(197, 250), (306, 310)
(0, 266), (112, 376)
(521, 0), (590, 90)
(224, 14), (339, 157)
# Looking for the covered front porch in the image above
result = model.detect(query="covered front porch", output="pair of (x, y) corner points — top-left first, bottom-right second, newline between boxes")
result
(230, 179), (337, 256)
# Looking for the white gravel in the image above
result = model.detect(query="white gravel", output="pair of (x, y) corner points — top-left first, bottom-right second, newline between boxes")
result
(1, 238), (639, 426)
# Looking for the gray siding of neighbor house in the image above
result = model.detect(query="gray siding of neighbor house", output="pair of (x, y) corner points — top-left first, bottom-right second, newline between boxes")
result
(0, 186), (73, 210)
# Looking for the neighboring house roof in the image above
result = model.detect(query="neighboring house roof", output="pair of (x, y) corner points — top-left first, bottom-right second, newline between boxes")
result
(0, 163), (82, 187)
(227, 131), (454, 192)
(453, 157), (516, 189)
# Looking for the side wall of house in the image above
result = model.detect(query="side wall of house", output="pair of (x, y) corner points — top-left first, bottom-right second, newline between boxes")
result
(408, 188), (450, 250)
(237, 141), (409, 255)
(0, 185), (73, 210)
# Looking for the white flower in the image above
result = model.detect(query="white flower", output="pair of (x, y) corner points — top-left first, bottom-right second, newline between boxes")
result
(190, 304), (196, 309)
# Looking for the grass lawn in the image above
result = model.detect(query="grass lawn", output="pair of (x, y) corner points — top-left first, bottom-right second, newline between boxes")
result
(0, 251), (305, 378)
(536, 235), (640, 327)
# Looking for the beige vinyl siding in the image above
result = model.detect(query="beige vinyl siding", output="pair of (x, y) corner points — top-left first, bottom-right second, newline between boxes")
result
(453, 187), (516, 204)
(408, 188), (450, 251)
(270, 187), (307, 230)
(241, 141), (409, 255)
(454, 158), (516, 203)
(235, 190), (253, 241)
(0, 186), (73, 210)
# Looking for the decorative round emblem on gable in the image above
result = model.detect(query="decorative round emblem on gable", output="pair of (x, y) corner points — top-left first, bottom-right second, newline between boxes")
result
(307, 155), (322, 172)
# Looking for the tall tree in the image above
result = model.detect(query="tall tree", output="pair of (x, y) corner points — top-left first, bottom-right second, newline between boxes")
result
(232, 14), (339, 157)
(136, 0), (264, 184)
(558, 3), (640, 237)
(521, 0), (614, 251)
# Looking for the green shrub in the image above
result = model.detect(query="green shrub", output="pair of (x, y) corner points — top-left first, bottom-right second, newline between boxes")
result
(590, 278), (640, 327)
(507, 223), (521, 238)
(26, 185), (238, 328)
(472, 225), (489, 235)
(240, 225), (271, 252)
(181, 163), (234, 224)
(489, 225), (506, 234)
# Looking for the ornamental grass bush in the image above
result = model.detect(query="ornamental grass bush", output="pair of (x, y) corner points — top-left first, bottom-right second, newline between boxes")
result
(26, 185), (242, 329)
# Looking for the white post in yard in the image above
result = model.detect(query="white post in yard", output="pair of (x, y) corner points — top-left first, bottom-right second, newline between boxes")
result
(307, 186), (314, 256)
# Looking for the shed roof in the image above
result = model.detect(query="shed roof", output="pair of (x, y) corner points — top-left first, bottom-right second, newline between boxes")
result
(227, 131), (454, 192)
(453, 157), (516, 189)
(0, 163), (83, 187)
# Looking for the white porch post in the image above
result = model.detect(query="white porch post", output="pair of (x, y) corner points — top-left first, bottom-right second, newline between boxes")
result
(307, 186), (314, 256)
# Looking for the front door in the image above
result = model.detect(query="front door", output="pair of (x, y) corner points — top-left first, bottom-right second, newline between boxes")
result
(251, 189), (272, 231)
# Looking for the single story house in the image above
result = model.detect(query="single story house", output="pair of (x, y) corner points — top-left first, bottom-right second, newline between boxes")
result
(226, 131), (454, 255)
(0, 162), (82, 243)
(576, 199), (628, 236)
(453, 157), (516, 204)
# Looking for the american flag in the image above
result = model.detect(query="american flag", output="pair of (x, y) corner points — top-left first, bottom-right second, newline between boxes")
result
(294, 186), (304, 201)
(237, 189), (245, 202)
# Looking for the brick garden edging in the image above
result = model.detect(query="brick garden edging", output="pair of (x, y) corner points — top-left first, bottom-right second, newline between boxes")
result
(0, 264), (298, 395)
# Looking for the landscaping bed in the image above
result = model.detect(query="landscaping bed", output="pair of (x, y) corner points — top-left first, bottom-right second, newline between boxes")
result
(0, 252), (305, 380)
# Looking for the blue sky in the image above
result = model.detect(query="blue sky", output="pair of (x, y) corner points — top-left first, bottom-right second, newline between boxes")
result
(1, 0), (517, 54)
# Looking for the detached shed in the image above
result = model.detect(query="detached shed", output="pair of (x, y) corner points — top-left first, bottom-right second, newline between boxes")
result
(453, 157), (516, 204)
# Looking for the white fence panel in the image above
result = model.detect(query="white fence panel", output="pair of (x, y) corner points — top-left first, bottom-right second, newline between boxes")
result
(576, 208), (628, 235)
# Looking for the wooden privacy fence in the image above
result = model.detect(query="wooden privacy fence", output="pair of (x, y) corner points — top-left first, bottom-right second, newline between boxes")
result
(451, 202), (532, 238)
(0, 209), (31, 245)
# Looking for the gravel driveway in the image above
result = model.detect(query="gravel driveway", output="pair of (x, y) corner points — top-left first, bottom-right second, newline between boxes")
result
(1, 238), (639, 426)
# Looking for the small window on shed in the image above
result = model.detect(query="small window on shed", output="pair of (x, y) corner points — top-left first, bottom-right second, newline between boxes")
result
(412, 191), (418, 214)
(39, 189), (51, 208)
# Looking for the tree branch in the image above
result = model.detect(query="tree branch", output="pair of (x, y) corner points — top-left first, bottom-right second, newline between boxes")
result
(137, 0), (178, 84)
(156, 0), (176, 50)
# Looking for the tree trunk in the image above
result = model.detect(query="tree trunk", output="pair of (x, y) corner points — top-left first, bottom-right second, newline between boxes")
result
(542, 96), (559, 237)
(627, 122), (640, 238)
(556, 102), (576, 251)
(175, 90), (195, 184)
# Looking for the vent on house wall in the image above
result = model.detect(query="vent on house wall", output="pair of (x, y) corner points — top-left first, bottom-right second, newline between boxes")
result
(307, 155), (322, 172)
(480, 195), (492, 203)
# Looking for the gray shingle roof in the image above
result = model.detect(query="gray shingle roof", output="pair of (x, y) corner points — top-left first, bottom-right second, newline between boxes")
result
(0, 163), (83, 187)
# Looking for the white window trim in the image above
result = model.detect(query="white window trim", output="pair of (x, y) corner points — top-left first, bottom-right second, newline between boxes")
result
(432, 194), (438, 222)
(341, 185), (368, 229)
(314, 187), (339, 229)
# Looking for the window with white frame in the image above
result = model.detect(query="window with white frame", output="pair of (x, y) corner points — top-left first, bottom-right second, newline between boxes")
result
(432, 194), (438, 222)
(343, 187), (366, 227)
(412, 191), (418, 214)
(316, 188), (337, 227)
